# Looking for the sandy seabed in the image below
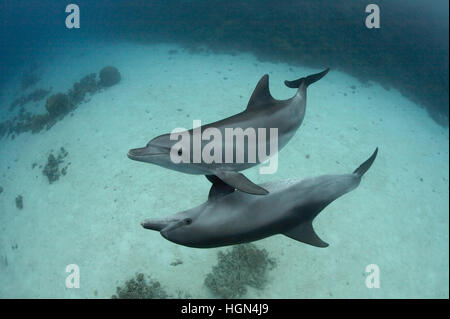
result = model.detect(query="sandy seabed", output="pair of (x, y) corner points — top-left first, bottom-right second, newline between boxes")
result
(0, 41), (448, 298)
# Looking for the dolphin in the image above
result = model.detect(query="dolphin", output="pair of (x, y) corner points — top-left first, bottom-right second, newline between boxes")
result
(141, 148), (378, 248)
(128, 68), (329, 195)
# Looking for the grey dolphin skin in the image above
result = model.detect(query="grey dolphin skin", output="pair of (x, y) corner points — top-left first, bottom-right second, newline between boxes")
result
(141, 148), (378, 248)
(128, 69), (329, 195)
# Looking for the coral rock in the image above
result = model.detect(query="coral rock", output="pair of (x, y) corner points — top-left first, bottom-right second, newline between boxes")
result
(204, 244), (276, 298)
(99, 66), (121, 87)
(112, 273), (168, 299)
(45, 93), (70, 117)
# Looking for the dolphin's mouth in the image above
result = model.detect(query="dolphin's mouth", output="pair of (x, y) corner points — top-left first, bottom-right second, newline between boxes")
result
(160, 229), (170, 240)
(160, 220), (185, 241)
(127, 147), (166, 161)
(141, 218), (180, 231)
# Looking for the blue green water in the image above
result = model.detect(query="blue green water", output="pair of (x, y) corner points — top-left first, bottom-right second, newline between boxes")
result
(0, 1), (448, 298)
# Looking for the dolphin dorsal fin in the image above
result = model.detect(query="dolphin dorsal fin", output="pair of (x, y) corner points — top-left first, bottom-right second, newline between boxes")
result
(283, 221), (329, 248)
(246, 74), (275, 111)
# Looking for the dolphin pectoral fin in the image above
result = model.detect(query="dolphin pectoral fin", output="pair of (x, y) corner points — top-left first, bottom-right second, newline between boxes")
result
(205, 175), (235, 200)
(205, 174), (220, 184)
(246, 74), (275, 111)
(283, 222), (329, 248)
(214, 171), (269, 195)
(353, 147), (378, 177)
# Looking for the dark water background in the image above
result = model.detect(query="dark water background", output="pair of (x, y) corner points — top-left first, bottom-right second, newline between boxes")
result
(1, 0), (448, 125)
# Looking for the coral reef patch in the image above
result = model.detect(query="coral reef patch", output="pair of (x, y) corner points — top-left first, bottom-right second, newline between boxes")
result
(111, 273), (169, 299)
(204, 244), (276, 298)
(28, 114), (51, 134)
(67, 73), (98, 105)
(99, 66), (121, 87)
(109, 245), (275, 299)
(0, 66), (120, 139)
(42, 147), (70, 184)
(45, 93), (70, 117)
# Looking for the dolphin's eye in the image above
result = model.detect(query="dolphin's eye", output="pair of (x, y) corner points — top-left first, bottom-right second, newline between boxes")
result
(178, 148), (183, 156)
(184, 218), (192, 225)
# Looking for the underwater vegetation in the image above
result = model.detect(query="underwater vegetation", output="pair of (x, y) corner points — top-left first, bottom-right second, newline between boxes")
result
(112, 273), (169, 299)
(204, 244), (277, 299)
(0, 66), (121, 139)
(42, 147), (70, 184)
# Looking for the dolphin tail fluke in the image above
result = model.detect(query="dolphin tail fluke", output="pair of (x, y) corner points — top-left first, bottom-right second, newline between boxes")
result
(284, 68), (330, 89)
(353, 147), (378, 178)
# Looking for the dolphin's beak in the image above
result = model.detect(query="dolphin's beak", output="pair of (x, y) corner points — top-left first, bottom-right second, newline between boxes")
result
(127, 146), (165, 161)
(141, 218), (176, 231)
